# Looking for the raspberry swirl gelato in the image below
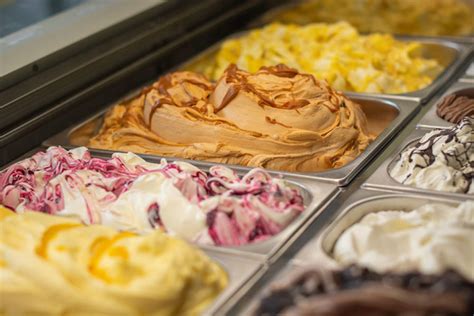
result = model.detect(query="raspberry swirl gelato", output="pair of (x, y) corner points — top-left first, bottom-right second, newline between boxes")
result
(0, 146), (305, 246)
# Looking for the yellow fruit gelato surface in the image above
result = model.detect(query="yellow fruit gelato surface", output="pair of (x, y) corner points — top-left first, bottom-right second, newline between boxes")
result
(90, 64), (374, 172)
(0, 206), (227, 316)
(266, 0), (474, 36)
(203, 22), (443, 94)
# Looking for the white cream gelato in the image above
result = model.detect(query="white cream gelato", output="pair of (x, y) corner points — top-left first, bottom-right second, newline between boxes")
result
(333, 201), (474, 280)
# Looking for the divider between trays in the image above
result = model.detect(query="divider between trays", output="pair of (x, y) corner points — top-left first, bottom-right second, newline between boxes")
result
(460, 77), (474, 83)
(202, 248), (267, 315)
(362, 128), (474, 200)
(459, 54), (474, 81)
(224, 261), (307, 316)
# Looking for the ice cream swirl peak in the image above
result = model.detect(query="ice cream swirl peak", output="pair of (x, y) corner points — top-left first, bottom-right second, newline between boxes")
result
(91, 65), (374, 172)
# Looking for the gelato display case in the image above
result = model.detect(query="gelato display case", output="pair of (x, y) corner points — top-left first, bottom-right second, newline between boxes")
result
(0, 0), (269, 164)
(1, 0), (473, 315)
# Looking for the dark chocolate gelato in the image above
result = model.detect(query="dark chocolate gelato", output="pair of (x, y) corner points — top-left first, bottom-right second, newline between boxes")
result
(255, 265), (474, 316)
(436, 94), (474, 124)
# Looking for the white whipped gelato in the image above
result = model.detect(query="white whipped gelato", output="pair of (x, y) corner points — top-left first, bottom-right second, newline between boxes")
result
(333, 201), (474, 280)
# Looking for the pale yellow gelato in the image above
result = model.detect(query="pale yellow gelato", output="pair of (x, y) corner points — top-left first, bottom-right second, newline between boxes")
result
(0, 206), (227, 315)
(265, 0), (474, 36)
(90, 64), (374, 172)
(201, 22), (442, 94)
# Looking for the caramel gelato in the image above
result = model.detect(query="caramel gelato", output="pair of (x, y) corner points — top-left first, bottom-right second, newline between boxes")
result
(0, 205), (227, 315)
(265, 0), (474, 36)
(90, 65), (374, 172)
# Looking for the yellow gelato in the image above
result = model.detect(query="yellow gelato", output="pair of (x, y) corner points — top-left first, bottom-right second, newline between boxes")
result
(201, 22), (443, 94)
(0, 206), (227, 316)
(90, 64), (374, 172)
(265, 0), (474, 36)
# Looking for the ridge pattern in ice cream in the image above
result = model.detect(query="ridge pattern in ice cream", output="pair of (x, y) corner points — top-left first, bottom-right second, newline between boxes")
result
(88, 64), (375, 172)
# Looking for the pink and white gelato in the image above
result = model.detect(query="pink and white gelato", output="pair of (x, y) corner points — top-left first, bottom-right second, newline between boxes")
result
(0, 147), (304, 246)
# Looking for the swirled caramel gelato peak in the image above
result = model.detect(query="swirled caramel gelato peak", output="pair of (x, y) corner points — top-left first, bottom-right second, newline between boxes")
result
(91, 64), (374, 172)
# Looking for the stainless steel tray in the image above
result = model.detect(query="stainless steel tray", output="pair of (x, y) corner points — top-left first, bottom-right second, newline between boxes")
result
(235, 190), (466, 315)
(0, 146), (267, 316)
(238, 191), (468, 313)
(461, 51), (474, 81)
(197, 172), (339, 259)
(293, 190), (465, 264)
(43, 95), (417, 186)
(181, 29), (471, 104)
(459, 46), (474, 81)
(203, 249), (266, 315)
(417, 81), (474, 130)
(4, 147), (340, 260)
(363, 128), (474, 200)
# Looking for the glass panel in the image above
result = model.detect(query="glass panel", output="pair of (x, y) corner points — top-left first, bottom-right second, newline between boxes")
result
(0, 0), (87, 37)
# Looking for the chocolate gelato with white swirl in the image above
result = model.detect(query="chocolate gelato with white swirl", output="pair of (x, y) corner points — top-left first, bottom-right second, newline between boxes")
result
(90, 64), (374, 172)
(390, 117), (473, 194)
(255, 266), (474, 316)
(437, 94), (474, 124)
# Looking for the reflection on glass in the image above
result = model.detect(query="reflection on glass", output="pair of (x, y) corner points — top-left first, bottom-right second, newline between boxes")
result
(0, 0), (86, 37)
